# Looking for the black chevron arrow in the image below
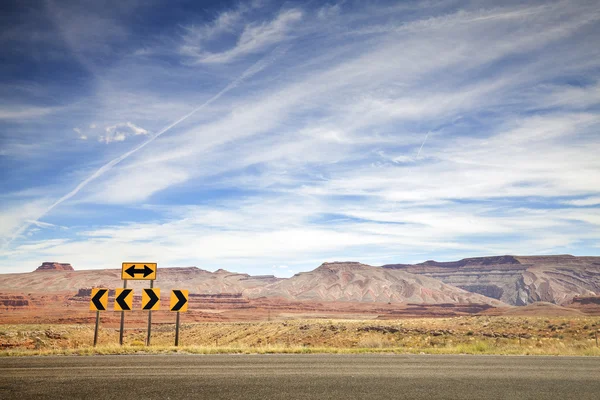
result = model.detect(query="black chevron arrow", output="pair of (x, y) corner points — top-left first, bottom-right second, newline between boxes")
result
(143, 289), (159, 310)
(91, 289), (107, 310)
(125, 264), (154, 278)
(116, 289), (132, 310)
(171, 290), (187, 311)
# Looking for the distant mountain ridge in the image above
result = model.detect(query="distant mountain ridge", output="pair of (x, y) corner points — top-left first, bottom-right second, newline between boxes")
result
(1, 255), (599, 307)
(383, 255), (600, 305)
(387, 255), (522, 269)
(0, 266), (280, 294)
(0, 261), (504, 306)
(245, 262), (505, 305)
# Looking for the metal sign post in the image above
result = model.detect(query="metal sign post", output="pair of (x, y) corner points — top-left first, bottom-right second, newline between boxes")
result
(170, 290), (188, 347)
(91, 263), (163, 347)
(119, 281), (127, 345)
(120, 262), (158, 346)
(89, 288), (108, 347)
(146, 281), (154, 346)
(94, 311), (100, 347)
(175, 311), (180, 347)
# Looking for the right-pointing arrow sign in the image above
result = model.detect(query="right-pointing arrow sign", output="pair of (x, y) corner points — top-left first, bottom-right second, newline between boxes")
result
(115, 288), (133, 311)
(142, 288), (160, 310)
(170, 290), (188, 312)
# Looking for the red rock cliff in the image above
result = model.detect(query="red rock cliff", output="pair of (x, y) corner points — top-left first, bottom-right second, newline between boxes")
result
(35, 262), (74, 272)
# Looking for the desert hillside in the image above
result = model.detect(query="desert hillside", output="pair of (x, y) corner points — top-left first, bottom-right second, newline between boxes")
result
(0, 261), (504, 306)
(0, 265), (280, 294)
(246, 262), (505, 306)
(2, 256), (599, 309)
(382, 255), (600, 306)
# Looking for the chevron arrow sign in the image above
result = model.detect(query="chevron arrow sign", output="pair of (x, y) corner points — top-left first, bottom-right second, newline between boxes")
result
(170, 290), (189, 312)
(90, 288), (108, 311)
(142, 288), (160, 310)
(114, 288), (134, 311)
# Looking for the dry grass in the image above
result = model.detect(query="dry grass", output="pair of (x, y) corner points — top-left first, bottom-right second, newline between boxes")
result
(2, 316), (600, 357)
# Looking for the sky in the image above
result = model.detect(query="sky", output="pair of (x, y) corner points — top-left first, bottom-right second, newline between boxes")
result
(0, 0), (599, 276)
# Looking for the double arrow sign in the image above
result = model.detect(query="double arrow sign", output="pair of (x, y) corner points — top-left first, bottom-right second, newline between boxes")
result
(121, 263), (157, 280)
(90, 288), (188, 312)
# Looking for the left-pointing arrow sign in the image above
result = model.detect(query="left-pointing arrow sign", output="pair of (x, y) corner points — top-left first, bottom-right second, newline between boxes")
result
(114, 288), (133, 311)
(90, 288), (108, 311)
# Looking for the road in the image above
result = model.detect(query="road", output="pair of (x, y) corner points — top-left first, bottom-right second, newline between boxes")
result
(1, 354), (600, 399)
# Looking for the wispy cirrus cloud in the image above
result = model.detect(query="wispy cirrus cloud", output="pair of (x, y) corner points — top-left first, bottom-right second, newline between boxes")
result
(562, 197), (600, 207)
(180, 8), (303, 63)
(0, 106), (56, 120)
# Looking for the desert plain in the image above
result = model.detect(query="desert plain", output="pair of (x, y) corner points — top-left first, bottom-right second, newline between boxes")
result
(2, 256), (600, 356)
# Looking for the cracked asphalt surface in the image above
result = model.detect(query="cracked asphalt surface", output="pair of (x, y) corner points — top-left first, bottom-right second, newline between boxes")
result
(1, 354), (600, 399)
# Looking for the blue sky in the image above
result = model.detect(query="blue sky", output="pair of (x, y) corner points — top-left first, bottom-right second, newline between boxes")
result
(1, 0), (599, 275)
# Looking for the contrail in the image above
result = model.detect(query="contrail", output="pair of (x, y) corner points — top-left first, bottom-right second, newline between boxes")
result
(4, 46), (288, 249)
(390, 131), (432, 214)
(416, 132), (429, 159)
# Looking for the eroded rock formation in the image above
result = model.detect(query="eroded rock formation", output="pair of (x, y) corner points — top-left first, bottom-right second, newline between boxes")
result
(245, 262), (506, 305)
(383, 255), (600, 306)
(35, 262), (74, 272)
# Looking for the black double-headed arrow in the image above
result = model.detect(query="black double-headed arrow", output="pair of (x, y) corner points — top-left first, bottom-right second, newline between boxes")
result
(142, 289), (159, 310)
(116, 289), (133, 311)
(91, 289), (108, 310)
(124, 264), (154, 278)
(171, 290), (188, 311)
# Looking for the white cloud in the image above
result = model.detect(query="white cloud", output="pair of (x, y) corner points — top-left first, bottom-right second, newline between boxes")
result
(83, 165), (189, 204)
(180, 5), (246, 44)
(73, 127), (87, 140)
(181, 8), (303, 63)
(71, 0), (600, 207)
(25, 220), (65, 229)
(532, 81), (600, 109)
(125, 122), (148, 135)
(562, 197), (600, 207)
(317, 3), (341, 20)
(98, 122), (149, 144)
(3, 193), (598, 273)
(0, 106), (54, 120)
(0, 199), (54, 248)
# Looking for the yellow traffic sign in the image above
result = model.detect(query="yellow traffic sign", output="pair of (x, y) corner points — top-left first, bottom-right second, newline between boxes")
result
(142, 288), (160, 310)
(114, 288), (134, 311)
(121, 262), (157, 280)
(170, 290), (188, 312)
(90, 288), (108, 311)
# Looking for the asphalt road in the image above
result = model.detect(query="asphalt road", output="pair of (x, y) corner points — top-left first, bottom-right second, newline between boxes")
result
(1, 354), (600, 399)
